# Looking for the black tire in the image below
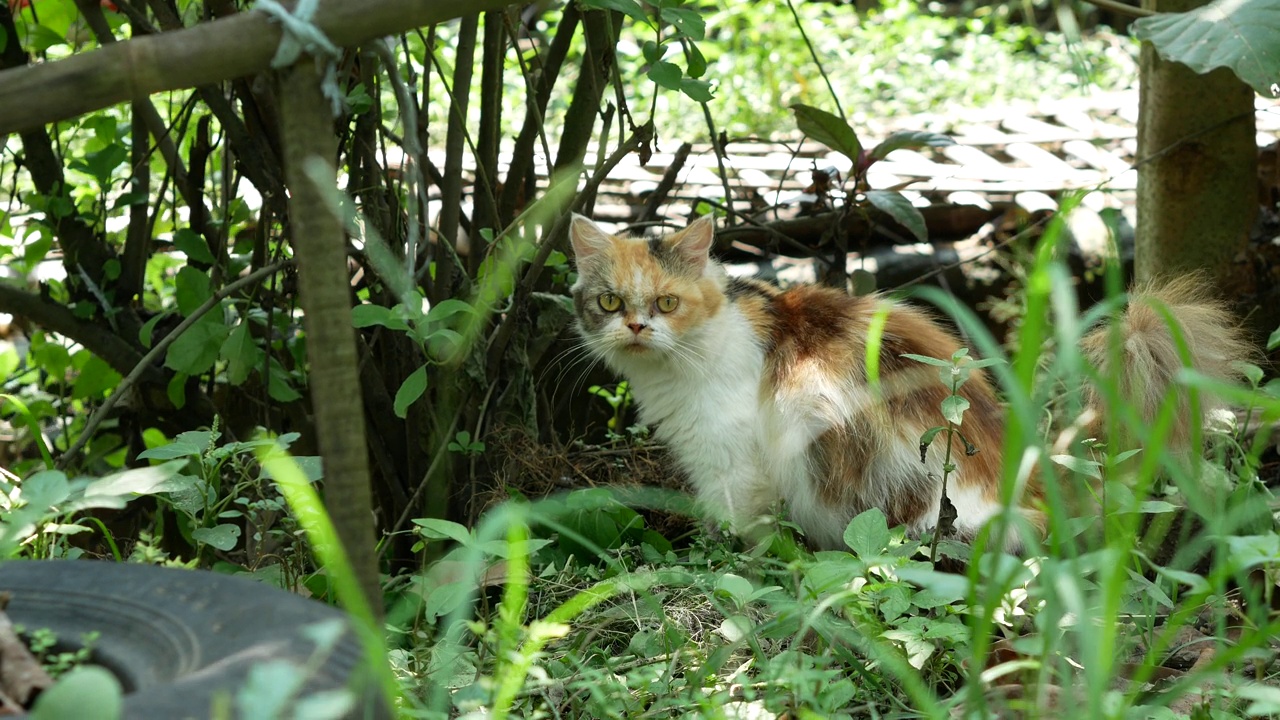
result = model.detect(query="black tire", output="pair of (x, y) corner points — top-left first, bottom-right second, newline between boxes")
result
(0, 560), (389, 719)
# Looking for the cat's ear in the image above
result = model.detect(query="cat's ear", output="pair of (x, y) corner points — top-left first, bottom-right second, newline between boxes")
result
(569, 214), (613, 264)
(666, 215), (716, 273)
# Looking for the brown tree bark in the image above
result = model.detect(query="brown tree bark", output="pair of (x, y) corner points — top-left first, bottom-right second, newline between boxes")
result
(1136, 0), (1256, 287)
(278, 60), (381, 617)
(0, 0), (519, 134)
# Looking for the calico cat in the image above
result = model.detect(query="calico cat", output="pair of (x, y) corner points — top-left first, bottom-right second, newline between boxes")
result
(568, 214), (1251, 551)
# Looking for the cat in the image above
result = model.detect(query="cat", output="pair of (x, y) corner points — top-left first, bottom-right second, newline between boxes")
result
(567, 213), (1252, 552)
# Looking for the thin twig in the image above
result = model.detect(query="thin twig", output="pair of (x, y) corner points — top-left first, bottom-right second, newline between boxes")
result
(636, 141), (691, 225)
(485, 123), (654, 373)
(784, 0), (846, 121)
(57, 260), (292, 470)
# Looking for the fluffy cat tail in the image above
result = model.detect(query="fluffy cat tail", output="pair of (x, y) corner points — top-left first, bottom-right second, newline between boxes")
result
(1080, 275), (1255, 453)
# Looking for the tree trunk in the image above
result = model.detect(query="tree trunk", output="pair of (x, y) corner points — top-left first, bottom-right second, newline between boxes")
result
(278, 60), (382, 618)
(1136, 0), (1256, 288)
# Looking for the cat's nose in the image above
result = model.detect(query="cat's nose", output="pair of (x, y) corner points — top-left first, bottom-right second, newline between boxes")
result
(626, 322), (647, 335)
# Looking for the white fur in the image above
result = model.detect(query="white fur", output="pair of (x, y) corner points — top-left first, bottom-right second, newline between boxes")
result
(582, 294), (1000, 548)
(591, 301), (777, 528)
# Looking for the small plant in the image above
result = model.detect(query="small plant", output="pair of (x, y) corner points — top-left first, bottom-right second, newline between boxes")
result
(446, 431), (486, 457)
(588, 381), (633, 438)
(904, 347), (1004, 561)
(19, 627), (99, 679)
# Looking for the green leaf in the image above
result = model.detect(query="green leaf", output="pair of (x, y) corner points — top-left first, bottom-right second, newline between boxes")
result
(577, 0), (651, 24)
(869, 130), (955, 161)
(661, 6), (706, 40)
(165, 314), (230, 375)
(138, 430), (214, 460)
(1238, 683), (1280, 715)
(167, 372), (187, 409)
(220, 321), (263, 386)
(1132, 0), (1280, 97)
(919, 426), (945, 448)
(423, 580), (473, 620)
(844, 508), (890, 558)
(112, 190), (149, 210)
(642, 40), (663, 64)
(715, 573), (753, 609)
(192, 523), (241, 551)
(940, 395), (969, 426)
(30, 666), (122, 720)
(139, 313), (166, 348)
(84, 461), (186, 500)
(896, 567), (972, 604)
(424, 298), (477, 326)
(647, 60), (683, 90)
(21, 470), (71, 510)
(174, 265), (213, 316)
(680, 77), (714, 102)
(790, 104), (861, 165)
(901, 353), (952, 368)
(394, 365), (428, 418)
(412, 518), (474, 545)
(71, 353), (121, 400)
(267, 372), (302, 402)
(351, 304), (399, 329)
(173, 227), (216, 264)
(1268, 326), (1280, 351)
(684, 41), (707, 78)
(865, 190), (928, 243)
(69, 143), (127, 184)
(1049, 454), (1103, 480)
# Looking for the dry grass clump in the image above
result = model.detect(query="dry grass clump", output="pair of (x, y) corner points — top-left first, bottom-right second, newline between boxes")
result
(474, 426), (685, 519)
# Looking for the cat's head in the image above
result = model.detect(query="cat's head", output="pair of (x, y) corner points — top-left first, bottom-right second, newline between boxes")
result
(568, 214), (725, 361)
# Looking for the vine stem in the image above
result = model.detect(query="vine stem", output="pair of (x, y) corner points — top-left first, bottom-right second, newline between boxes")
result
(57, 260), (292, 470)
(784, 0), (846, 122)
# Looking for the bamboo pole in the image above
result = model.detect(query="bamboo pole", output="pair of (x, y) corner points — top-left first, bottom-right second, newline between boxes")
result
(0, 0), (517, 134)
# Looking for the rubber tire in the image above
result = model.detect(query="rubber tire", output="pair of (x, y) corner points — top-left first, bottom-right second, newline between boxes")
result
(0, 560), (388, 719)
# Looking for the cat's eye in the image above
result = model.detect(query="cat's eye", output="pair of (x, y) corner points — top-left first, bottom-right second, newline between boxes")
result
(656, 295), (679, 313)
(598, 293), (623, 312)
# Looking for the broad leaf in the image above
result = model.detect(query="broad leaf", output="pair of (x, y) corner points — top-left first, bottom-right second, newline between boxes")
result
(680, 78), (714, 102)
(21, 470), (71, 510)
(394, 365), (429, 418)
(1049, 454), (1103, 480)
(940, 395), (969, 426)
(192, 523), (241, 551)
(1132, 0), (1280, 96)
(138, 430), (215, 460)
(30, 666), (122, 720)
(84, 461), (186, 499)
(661, 7), (706, 40)
(175, 265), (213, 317)
(174, 227), (216, 264)
(351, 304), (400, 329)
(220, 321), (263, 386)
(869, 130), (955, 161)
(790, 104), (862, 164)
(647, 60), (683, 90)
(844, 507), (890, 558)
(412, 518), (474, 546)
(71, 353), (121, 400)
(715, 573), (754, 609)
(865, 190), (928, 243)
(165, 313), (230, 375)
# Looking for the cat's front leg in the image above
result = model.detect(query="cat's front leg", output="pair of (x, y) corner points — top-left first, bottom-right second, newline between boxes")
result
(682, 454), (779, 540)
